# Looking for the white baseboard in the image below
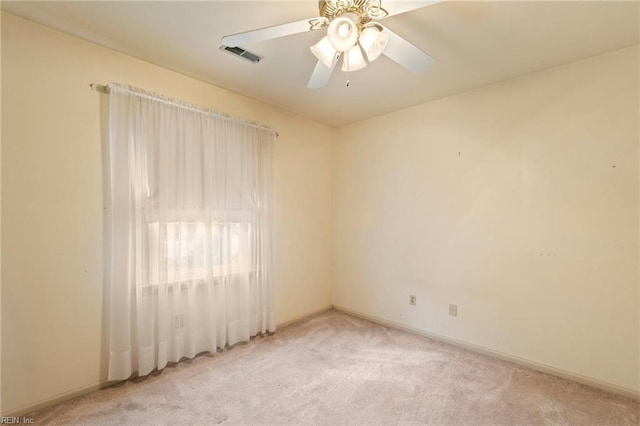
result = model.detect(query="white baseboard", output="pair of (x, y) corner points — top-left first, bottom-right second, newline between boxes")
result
(2, 305), (336, 417)
(333, 304), (639, 401)
(2, 380), (111, 418)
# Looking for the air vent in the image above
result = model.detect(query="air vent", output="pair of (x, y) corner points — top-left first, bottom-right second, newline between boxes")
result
(219, 45), (262, 64)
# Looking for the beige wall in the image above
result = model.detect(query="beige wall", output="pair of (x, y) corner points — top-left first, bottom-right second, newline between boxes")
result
(333, 45), (639, 394)
(1, 13), (334, 414)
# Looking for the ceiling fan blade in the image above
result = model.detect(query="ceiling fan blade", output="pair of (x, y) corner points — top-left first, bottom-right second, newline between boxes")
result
(221, 19), (315, 47)
(384, 0), (445, 18)
(307, 54), (341, 89)
(381, 27), (434, 73)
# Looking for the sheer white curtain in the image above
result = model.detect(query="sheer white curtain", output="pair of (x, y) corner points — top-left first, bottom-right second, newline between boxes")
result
(107, 83), (276, 381)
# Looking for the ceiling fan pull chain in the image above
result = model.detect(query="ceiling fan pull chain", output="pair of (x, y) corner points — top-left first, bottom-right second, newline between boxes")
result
(346, 53), (351, 87)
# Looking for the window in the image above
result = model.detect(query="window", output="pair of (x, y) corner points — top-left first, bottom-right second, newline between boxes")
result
(147, 221), (253, 285)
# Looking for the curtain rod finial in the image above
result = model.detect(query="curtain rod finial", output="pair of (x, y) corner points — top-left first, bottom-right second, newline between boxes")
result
(90, 83), (109, 93)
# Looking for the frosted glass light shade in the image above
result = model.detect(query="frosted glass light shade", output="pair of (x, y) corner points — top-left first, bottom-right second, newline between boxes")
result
(310, 36), (337, 68)
(359, 27), (389, 61)
(327, 16), (359, 52)
(341, 45), (367, 72)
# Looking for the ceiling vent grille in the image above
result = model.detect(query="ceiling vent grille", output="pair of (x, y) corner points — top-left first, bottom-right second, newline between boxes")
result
(219, 45), (262, 64)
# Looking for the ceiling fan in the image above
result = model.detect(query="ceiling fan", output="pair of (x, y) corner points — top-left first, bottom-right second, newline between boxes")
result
(220, 0), (442, 89)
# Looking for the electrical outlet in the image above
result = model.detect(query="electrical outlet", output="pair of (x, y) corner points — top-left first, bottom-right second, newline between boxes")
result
(409, 295), (417, 306)
(449, 304), (457, 317)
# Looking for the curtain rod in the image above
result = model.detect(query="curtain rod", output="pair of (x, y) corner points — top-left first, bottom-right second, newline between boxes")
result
(89, 83), (279, 137)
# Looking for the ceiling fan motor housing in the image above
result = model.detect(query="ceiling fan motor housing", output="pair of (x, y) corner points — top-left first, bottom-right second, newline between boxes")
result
(319, 0), (387, 27)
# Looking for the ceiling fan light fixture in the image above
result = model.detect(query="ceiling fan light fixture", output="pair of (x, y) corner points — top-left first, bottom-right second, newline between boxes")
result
(341, 44), (367, 72)
(311, 36), (337, 68)
(327, 16), (359, 52)
(359, 26), (389, 61)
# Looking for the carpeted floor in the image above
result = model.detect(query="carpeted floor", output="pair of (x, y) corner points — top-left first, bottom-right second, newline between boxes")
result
(30, 309), (638, 425)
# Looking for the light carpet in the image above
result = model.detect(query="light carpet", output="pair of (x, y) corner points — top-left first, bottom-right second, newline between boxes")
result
(30, 310), (638, 425)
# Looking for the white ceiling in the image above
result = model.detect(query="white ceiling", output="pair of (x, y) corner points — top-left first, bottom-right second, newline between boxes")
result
(2, 1), (638, 127)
